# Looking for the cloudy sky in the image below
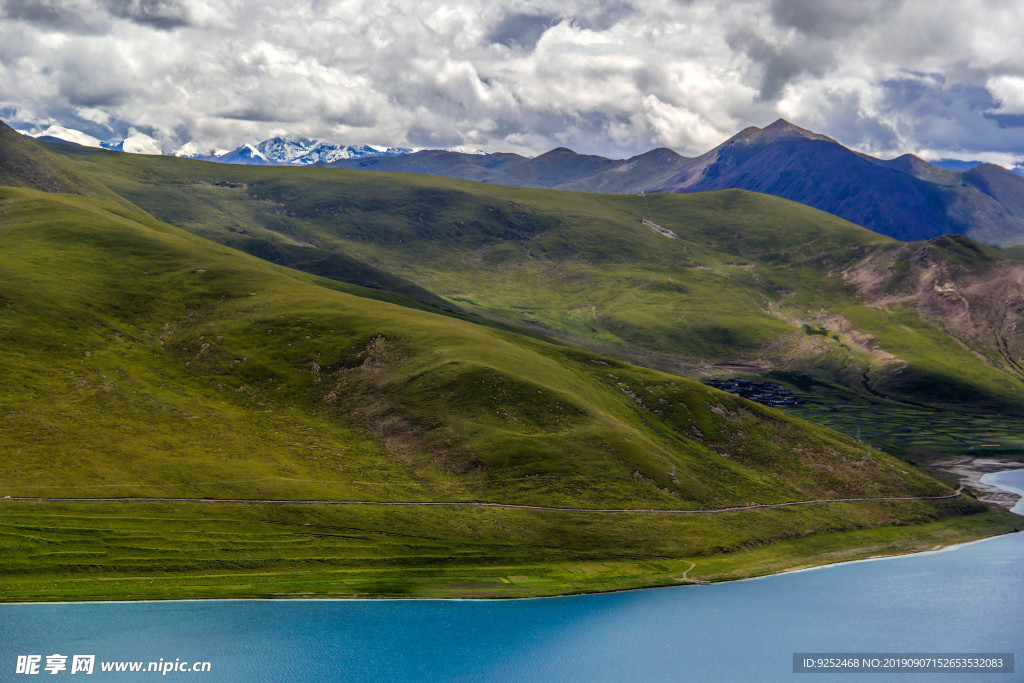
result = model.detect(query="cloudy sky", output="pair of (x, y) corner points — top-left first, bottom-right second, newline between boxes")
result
(1, 0), (1023, 162)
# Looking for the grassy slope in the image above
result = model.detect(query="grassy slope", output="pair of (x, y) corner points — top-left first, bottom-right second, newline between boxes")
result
(49, 144), (1024, 423)
(28, 139), (458, 313)
(0, 125), (131, 207)
(0, 185), (1014, 600)
(2, 503), (1012, 601)
(0, 187), (948, 505)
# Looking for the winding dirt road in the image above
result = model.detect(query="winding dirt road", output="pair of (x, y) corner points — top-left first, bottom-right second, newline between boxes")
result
(1, 487), (963, 514)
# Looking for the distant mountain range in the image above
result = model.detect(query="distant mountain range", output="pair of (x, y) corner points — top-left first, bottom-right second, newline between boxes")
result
(326, 119), (1024, 246)
(177, 136), (413, 166)
(21, 125), (413, 166)
(16, 120), (1024, 245)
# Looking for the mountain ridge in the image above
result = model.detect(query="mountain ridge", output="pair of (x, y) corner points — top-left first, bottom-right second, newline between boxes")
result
(321, 118), (1024, 246)
(656, 120), (1024, 245)
(16, 120), (1024, 246)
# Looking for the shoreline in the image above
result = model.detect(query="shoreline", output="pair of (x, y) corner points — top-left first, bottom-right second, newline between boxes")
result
(2, 510), (1019, 605)
(3, 528), (1020, 607)
(980, 469), (1024, 514)
(2, 526), (1021, 607)
(3, 470), (1018, 606)
(928, 457), (1023, 509)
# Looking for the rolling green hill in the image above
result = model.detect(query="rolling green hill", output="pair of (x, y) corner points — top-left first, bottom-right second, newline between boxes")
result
(0, 123), (131, 207)
(1, 130), (1016, 600)
(46, 140), (1024, 424)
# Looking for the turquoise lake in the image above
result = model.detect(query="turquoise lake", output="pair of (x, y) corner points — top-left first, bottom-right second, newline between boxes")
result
(3, 470), (1023, 682)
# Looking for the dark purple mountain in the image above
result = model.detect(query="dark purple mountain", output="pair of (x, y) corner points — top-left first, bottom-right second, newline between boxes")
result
(655, 120), (1024, 245)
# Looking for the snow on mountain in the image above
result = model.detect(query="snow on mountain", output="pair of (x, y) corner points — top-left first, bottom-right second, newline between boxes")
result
(254, 136), (317, 164)
(120, 133), (162, 155)
(173, 141), (218, 158)
(169, 136), (412, 166)
(299, 143), (412, 164)
(22, 124), (162, 156)
(213, 144), (270, 165)
(253, 135), (412, 165)
(16, 120), (417, 165)
(30, 125), (102, 148)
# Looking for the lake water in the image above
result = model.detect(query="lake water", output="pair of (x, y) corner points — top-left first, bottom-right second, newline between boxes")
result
(3, 470), (1023, 682)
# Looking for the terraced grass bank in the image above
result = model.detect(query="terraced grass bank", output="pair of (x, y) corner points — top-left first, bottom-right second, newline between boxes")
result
(1, 501), (1014, 601)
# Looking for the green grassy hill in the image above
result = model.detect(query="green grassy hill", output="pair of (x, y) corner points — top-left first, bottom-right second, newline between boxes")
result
(0, 133), (1016, 600)
(47, 141), (1024, 426)
(0, 185), (960, 507)
(0, 124), (131, 206)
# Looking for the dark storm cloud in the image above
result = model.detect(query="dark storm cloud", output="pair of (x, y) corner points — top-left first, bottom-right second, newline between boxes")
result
(767, 0), (899, 39)
(1, 0), (200, 32)
(987, 114), (1024, 129)
(405, 123), (464, 149)
(871, 73), (1024, 156)
(107, 0), (193, 30)
(49, 39), (137, 107)
(814, 91), (901, 151)
(727, 29), (814, 100)
(486, 11), (559, 49)
(485, 3), (636, 51)
(879, 74), (997, 115)
(57, 78), (128, 107)
(0, 0), (98, 31)
(2, 0), (70, 25)
(727, 0), (884, 103)
(571, 2), (637, 31)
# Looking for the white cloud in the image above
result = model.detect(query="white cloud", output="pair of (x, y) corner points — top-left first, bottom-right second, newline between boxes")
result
(988, 75), (1024, 114)
(0, 0), (1021, 161)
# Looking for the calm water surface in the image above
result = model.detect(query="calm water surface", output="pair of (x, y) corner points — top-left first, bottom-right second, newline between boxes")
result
(3, 471), (1023, 682)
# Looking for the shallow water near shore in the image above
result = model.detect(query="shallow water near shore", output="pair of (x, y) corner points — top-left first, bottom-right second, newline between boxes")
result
(3, 472), (1023, 682)
(982, 468), (1024, 514)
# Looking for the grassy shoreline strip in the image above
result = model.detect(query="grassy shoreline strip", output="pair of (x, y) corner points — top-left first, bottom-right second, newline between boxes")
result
(1, 502), (1016, 602)
(2, 487), (964, 513)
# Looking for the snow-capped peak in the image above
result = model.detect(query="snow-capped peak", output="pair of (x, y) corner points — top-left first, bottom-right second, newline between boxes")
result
(174, 141), (217, 158)
(239, 144), (268, 161)
(248, 136), (412, 165)
(31, 125), (102, 148)
(14, 119), (417, 166)
(120, 133), (162, 155)
(205, 144), (271, 165)
(255, 136), (317, 163)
